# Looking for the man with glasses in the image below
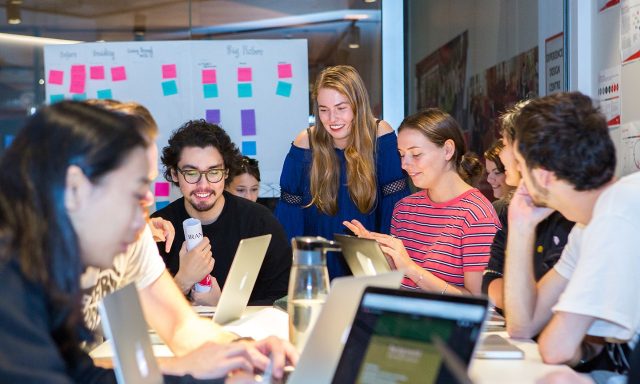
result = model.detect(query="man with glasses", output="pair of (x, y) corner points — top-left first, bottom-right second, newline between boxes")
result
(151, 120), (291, 306)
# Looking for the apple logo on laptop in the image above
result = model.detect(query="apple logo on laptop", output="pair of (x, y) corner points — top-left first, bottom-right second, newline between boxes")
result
(135, 341), (150, 377)
(239, 273), (248, 290)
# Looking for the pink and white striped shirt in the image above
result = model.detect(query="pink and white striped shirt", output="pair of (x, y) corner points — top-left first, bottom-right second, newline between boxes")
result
(391, 189), (500, 289)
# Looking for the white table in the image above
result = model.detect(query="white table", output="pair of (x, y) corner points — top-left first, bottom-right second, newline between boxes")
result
(469, 331), (573, 383)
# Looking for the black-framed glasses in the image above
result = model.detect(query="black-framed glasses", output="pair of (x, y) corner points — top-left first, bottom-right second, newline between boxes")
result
(177, 167), (227, 184)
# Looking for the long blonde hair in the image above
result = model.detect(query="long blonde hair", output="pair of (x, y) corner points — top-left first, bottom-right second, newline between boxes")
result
(309, 65), (377, 215)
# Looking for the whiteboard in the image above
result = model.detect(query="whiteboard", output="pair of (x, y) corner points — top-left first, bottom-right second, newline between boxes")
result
(43, 40), (309, 205)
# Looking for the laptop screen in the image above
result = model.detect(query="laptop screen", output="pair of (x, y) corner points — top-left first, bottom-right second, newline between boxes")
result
(331, 287), (487, 384)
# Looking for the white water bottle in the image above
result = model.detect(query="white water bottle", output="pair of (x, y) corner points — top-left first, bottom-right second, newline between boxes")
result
(182, 218), (212, 293)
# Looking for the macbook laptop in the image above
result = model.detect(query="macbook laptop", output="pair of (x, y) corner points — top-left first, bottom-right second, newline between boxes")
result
(331, 287), (488, 384)
(213, 234), (272, 324)
(474, 334), (524, 359)
(334, 234), (392, 276)
(99, 283), (163, 384)
(286, 272), (404, 384)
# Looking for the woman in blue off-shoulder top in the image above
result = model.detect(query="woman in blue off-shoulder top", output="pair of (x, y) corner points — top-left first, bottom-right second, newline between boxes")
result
(275, 65), (410, 279)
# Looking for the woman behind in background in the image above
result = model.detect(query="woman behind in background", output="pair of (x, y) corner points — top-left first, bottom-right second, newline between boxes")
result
(346, 108), (500, 295)
(276, 65), (410, 279)
(484, 140), (515, 217)
(226, 156), (260, 202)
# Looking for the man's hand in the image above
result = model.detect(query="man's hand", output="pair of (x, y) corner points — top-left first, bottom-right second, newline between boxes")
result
(149, 217), (176, 252)
(240, 336), (298, 380)
(163, 341), (254, 379)
(174, 238), (214, 293)
(508, 181), (554, 231)
(190, 277), (222, 306)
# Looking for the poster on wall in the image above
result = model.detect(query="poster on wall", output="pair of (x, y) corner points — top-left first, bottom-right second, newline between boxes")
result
(600, 0), (621, 13)
(618, 121), (640, 175)
(545, 32), (564, 95)
(620, 0), (640, 64)
(598, 66), (621, 128)
(467, 46), (538, 156)
(44, 40), (309, 207)
(415, 31), (468, 125)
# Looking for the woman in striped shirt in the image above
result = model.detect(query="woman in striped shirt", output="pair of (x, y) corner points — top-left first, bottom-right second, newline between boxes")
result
(345, 108), (500, 295)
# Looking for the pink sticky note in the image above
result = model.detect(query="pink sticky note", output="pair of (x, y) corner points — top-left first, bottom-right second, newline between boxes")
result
(278, 63), (292, 79)
(90, 66), (105, 80)
(202, 69), (217, 84)
(71, 64), (86, 75)
(154, 182), (170, 197)
(162, 64), (177, 79)
(238, 67), (252, 82)
(48, 70), (64, 85)
(69, 80), (85, 94)
(111, 66), (127, 81)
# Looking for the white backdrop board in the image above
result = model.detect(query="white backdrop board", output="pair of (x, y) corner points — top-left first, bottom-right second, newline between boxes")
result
(44, 40), (309, 206)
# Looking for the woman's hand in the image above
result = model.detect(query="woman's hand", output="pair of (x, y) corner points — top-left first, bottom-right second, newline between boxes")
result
(342, 219), (374, 239)
(149, 217), (175, 252)
(371, 233), (415, 272)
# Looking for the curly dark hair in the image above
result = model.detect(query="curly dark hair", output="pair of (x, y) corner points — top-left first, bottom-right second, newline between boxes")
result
(514, 92), (615, 191)
(161, 120), (242, 187)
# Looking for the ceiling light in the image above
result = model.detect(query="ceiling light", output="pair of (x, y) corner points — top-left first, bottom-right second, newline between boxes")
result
(7, 3), (21, 25)
(134, 14), (147, 37)
(348, 22), (360, 49)
(0, 33), (80, 45)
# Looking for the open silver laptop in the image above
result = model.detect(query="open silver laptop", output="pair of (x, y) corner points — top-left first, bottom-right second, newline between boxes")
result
(99, 283), (163, 384)
(334, 234), (392, 276)
(286, 272), (403, 384)
(331, 287), (488, 384)
(213, 234), (271, 324)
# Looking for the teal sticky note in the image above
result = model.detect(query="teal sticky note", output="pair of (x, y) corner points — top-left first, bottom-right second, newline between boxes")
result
(155, 201), (170, 211)
(276, 81), (292, 97)
(162, 80), (178, 96)
(238, 83), (252, 98)
(97, 89), (113, 99)
(203, 84), (218, 98)
(50, 94), (64, 104)
(242, 141), (257, 156)
(72, 93), (86, 101)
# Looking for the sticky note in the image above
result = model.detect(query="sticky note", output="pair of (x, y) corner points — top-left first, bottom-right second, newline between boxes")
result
(97, 89), (113, 99)
(203, 84), (219, 98)
(162, 64), (177, 79)
(72, 93), (87, 101)
(155, 201), (170, 211)
(111, 66), (127, 81)
(241, 109), (256, 136)
(49, 94), (64, 103)
(278, 63), (292, 78)
(70, 82), (85, 94)
(242, 141), (257, 156)
(276, 81), (292, 97)
(154, 182), (170, 197)
(4, 134), (14, 148)
(202, 69), (217, 84)
(238, 83), (252, 98)
(48, 70), (64, 85)
(90, 66), (105, 80)
(71, 65), (86, 75)
(238, 67), (252, 82)
(205, 109), (221, 124)
(162, 80), (178, 96)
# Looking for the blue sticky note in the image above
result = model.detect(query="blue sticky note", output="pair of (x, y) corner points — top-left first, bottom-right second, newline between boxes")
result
(72, 93), (86, 101)
(155, 201), (170, 211)
(203, 84), (219, 98)
(238, 83), (252, 98)
(162, 80), (178, 96)
(49, 94), (64, 104)
(97, 89), (113, 99)
(242, 141), (257, 156)
(4, 134), (15, 148)
(276, 81), (292, 97)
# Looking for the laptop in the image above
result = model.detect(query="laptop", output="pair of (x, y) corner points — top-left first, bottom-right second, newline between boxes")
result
(334, 234), (392, 276)
(286, 272), (404, 384)
(331, 287), (488, 384)
(213, 234), (272, 324)
(474, 334), (524, 359)
(99, 283), (163, 384)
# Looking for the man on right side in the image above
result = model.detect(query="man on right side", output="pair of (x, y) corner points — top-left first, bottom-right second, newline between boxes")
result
(504, 91), (640, 373)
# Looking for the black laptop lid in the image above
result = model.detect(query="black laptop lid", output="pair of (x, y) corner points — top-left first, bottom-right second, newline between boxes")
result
(331, 287), (488, 384)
